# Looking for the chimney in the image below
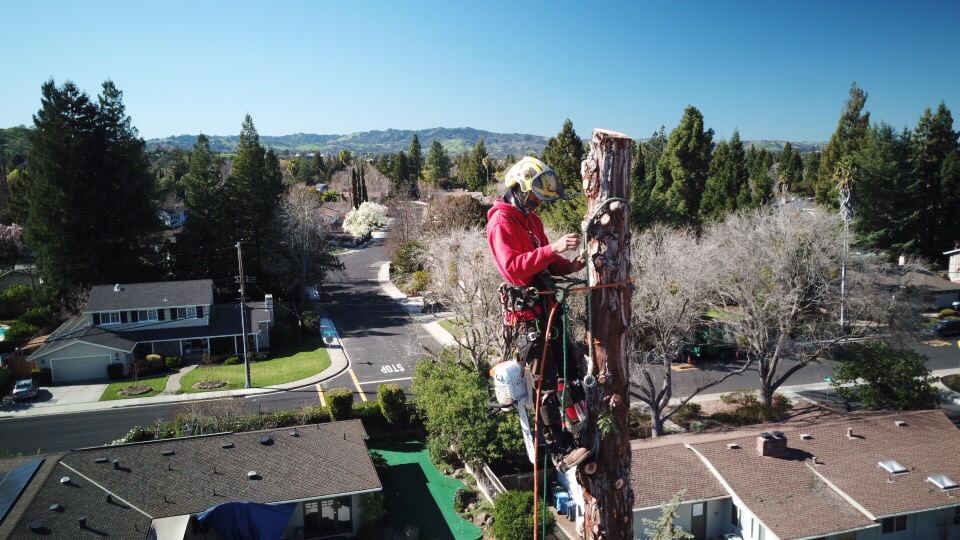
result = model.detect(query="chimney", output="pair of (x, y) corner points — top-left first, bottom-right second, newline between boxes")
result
(264, 294), (274, 323)
(756, 431), (789, 457)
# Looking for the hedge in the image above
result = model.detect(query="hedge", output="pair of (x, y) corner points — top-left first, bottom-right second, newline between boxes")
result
(327, 387), (354, 421)
(165, 356), (184, 369)
(377, 383), (407, 424)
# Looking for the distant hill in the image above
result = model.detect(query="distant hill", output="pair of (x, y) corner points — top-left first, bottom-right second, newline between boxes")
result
(146, 128), (550, 158)
(146, 128), (824, 158)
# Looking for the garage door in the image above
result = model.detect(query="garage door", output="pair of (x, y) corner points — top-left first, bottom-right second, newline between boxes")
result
(52, 355), (112, 383)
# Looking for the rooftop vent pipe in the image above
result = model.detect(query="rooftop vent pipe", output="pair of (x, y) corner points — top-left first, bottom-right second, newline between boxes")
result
(78, 516), (87, 528)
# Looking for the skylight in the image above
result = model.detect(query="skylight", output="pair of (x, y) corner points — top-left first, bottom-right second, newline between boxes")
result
(878, 460), (907, 474)
(926, 475), (959, 490)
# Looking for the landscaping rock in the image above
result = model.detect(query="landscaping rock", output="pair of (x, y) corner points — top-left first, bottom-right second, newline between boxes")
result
(118, 385), (152, 396)
(193, 379), (227, 390)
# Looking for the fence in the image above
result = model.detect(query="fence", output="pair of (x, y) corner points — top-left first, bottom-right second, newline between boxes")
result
(465, 462), (507, 504)
(2, 355), (34, 379)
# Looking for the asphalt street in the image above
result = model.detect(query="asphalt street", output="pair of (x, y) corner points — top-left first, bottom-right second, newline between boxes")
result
(0, 234), (437, 454)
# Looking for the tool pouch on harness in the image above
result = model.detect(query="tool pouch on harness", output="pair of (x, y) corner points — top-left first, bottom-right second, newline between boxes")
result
(498, 283), (541, 361)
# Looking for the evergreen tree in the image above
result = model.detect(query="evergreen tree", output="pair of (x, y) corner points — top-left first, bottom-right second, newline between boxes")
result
(425, 139), (451, 187)
(408, 134), (423, 184)
(392, 150), (410, 196)
(777, 142), (803, 193)
(655, 106), (714, 227)
(311, 151), (325, 185)
(177, 135), (232, 280)
(468, 137), (490, 192)
(360, 162), (368, 203)
(25, 79), (160, 295)
(816, 83), (870, 206)
(539, 119), (585, 232)
(642, 491), (694, 540)
(700, 139), (732, 221)
(350, 168), (359, 209)
(729, 130), (750, 209)
(853, 123), (914, 253)
(631, 127), (668, 230)
(228, 115), (283, 282)
(908, 102), (959, 259)
(800, 151), (820, 197)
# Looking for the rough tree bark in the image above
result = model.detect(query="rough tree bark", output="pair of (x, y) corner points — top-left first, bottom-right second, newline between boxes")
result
(579, 129), (633, 539)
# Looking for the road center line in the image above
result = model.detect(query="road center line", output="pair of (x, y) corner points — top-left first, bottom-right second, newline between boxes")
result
(315, 383), (326, 407)
(348, 369), (368, 401)
(357, 376), (413, 385)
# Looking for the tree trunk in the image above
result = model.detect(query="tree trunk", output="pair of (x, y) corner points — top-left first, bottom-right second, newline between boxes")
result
(579, 129), (633, 540)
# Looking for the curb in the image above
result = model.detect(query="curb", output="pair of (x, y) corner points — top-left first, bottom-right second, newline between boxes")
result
(376, 262), (458, 348)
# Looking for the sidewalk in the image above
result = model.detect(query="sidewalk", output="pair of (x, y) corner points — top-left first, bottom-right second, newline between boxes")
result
(0, 317), (350, 419)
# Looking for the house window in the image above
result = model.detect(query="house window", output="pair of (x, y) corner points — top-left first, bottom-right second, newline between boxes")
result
(303, 497), (352, 537)
(176, 307), (197, 320)
(881, 515), (907, 533)
(731, 502), (739, 527)
(101, 312), (121, 325)
(137, 309), (158, 322)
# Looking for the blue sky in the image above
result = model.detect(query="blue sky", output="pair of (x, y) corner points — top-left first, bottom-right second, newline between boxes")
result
(2, 1), (958, 142)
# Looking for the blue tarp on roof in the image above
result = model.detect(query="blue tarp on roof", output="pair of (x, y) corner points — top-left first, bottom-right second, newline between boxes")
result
(197, 501), (297, 540)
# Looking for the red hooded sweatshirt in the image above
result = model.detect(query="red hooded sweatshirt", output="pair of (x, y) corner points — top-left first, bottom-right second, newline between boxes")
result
(486, 199), (576, 286)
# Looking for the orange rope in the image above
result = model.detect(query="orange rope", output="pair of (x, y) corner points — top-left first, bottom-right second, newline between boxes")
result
(534, 277), (633, 297)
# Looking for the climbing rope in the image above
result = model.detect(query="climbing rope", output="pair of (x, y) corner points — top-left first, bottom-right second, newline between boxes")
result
(530, 196), (630, 540)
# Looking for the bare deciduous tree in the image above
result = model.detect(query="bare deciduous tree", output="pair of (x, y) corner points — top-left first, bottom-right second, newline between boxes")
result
(628, 225), (749, 436)
(276, 184), (343, 301)
(422, 227), (502, 371)
(705, 206), (922, 406)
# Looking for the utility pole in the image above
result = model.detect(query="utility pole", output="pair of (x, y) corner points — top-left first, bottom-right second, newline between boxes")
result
(237, 241), (251, 389)
(579, 129), (633, 540)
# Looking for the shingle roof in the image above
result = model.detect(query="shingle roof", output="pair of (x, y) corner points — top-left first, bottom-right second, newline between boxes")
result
(59, 420), (379, 519)
(85, 280), (212, 312)
(5, 458), (152, 540)
(0, 454), (65, 539)
(29, 317), (137, 360)
(688, 409), (960, 539)
(629, 443), (726, 510)
(6, 421), (380, 539)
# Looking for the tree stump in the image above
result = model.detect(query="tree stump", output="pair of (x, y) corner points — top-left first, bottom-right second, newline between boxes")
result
(579, 129), (633, 540)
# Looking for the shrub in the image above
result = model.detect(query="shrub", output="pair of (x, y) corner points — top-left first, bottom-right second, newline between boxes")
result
(771, 393), (791, 413)
(377, 383), (407, 424)
(353, 401), (388, 432)
(301, 310), (322, 335)
(4, 284), (32, 303)
(407, 271), (431, 294)
(144, 354), (164, 373)
(223, 356), (240, 366)
(31, 368), (51, 386)
(19, 306), (54, 329)
(0, 366), (9, 388)
(720, 388), (759, 406)
(165, 356), (184, 369)
(106, 363), (124, 380)
(390, 240), (424, 279)
(5, 321), (40, 341)
(453, 487), (477, 512)
(939, 309), (958, 318)
(249, 352), (268, 363)
(493, 490), (555, 540)
(327, 387), (354, 421)
(672, 402), (702, 425)
(426, 435), (454, 468)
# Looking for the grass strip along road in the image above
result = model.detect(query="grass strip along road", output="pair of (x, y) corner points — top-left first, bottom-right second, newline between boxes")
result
(179, 338), (331, 393)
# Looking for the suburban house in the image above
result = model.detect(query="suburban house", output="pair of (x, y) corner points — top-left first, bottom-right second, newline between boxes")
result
(946, 247), (960, 283)
(159, 206), (187, 229)
(0, 264), (39, 291)
(0, 420), (383, 539)
(618, 408), (960, 540)
(27, 280), (273, 384)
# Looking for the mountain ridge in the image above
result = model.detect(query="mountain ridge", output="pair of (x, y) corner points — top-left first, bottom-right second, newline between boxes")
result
(145, 128), (824, 157)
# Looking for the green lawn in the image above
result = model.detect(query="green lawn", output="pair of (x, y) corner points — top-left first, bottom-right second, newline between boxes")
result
(179, 338), (331, 393)
(438, 319), (463, 337)
(100, 374), (171, 401)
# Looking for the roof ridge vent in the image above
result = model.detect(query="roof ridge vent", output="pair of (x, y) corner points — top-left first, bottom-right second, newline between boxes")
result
(726, 443), (740, 449)
(800, 433), (813, 440)
(27, 521), (43, 532)
(247, 471), (260, 480)
(221, 442), (234, 449)
(894, 420), (908, 427)
(114, 284), (122, 292)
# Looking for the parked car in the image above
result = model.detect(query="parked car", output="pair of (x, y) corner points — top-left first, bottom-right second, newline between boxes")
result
(926, 319), (960, 337)
(11, 379), (38, 400)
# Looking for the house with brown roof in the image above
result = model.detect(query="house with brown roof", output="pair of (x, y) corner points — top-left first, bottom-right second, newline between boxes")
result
(624, 409), (960, 540)
(28, 280), (273, 384)
(0, 420), (382, 539)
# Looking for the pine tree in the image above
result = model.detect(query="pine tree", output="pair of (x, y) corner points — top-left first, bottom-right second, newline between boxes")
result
(425, 139), (451, 187)
(540, 119), (585, 232)
(655, 106), (714, 227)
(642, 491), (694, 540)
(360, 162), (368, 203)
(408, 134), (423, 184)
(311, 151), (325, 185)
(729, 130), (750, 209)
(468, 137), (489, 192)
(816, 83), (870, 206)
(700, 139), (732, 221)
(177, 135), (232, 279)
(631, 127), (668, 230)
(25, 79), (160, 295)
(853, 123), (914, 253)
(392, 151), (410, 196)
(350, 168), (359, 209)
(908, 102), (959, 259)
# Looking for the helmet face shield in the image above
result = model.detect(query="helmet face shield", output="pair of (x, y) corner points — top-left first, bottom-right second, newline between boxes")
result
(530, 169), (565, 201)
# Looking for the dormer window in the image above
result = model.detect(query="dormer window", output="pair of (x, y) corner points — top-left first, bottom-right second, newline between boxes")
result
(101, 312), (121, 325)
(133, 309), (158, 322)
(176, 307), (197, 320)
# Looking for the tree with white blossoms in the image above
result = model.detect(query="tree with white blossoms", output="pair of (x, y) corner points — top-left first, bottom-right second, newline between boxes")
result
(343, 201), (388, 240)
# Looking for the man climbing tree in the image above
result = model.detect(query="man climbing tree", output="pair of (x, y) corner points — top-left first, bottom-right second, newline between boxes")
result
(486, 156), (592, 471)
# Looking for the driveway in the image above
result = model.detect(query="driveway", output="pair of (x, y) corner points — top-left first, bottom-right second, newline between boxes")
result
(1, 382), (109, 413)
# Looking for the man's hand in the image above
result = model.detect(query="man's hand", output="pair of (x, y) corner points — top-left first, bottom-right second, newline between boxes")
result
(551, 233), (581, 254)
(569, 256), (587, 273)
